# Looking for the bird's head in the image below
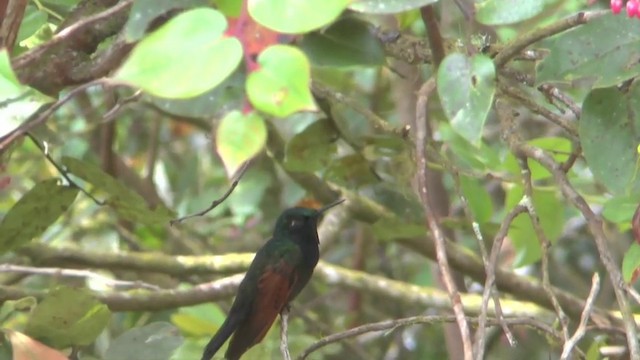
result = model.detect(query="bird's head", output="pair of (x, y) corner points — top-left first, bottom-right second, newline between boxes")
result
(273, 199), (345, 239)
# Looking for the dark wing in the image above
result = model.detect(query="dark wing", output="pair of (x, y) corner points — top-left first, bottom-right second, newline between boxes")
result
(225, 259), (299, 360)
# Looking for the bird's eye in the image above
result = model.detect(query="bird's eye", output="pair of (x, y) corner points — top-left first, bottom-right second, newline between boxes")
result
(289, 218), (302, 229)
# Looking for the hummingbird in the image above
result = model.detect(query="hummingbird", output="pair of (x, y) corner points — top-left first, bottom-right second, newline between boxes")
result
(201, 198), (345, 360)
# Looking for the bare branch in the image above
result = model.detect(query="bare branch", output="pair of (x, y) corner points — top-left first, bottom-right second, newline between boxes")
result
(297, 316), (562, 360)
(415, 78), (473, 360)
(493, 10), (607, 67)
(498, 80), (577, 136)
(0, 264), (160, 290)
(506, 116), (640, 357)
(170, 160), (251, 225)
(561, 273), (600, 359)
(26, 133), (104, 205)
(280, 308), (292, 360)
(476, 203), (526, 358)
(0, 78), (109, 152)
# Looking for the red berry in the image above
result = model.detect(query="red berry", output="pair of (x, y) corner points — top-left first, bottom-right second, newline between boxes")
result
(611, 0), (624, 14)
(628, 0), (639, 17)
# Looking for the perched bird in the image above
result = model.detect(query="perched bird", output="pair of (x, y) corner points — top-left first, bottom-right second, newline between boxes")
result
(201, 199), (345, 360)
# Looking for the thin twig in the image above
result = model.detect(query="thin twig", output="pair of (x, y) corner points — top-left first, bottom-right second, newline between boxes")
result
(517, 143), (640, 358)
(498, 80), (577, 137)
(561, 142), (581, 173)
(415, 78), (473, 360)
(296, 315), (561, 360)
(626, 286), (640, 306)
(561, 273), (600, 359)
(0, 78), (108, 151)
(0, 264), (160, 290)
(477, 203), (526, 358)
(493, 10), (607, 67)
(449, 168), (516, 357)
(496, 100), (571, 342)
(280, 308), (292, 360)
(102, 90), (142, 123)
(537, 84), (582, 119)
(519, 158), (570, 342)
(170, 160), (251, 225)
(311, 82), (401, 136)
(26, 133), (104, 205)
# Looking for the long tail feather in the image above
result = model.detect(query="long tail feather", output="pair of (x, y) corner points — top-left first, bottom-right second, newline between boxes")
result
(201, 314), (241, 360)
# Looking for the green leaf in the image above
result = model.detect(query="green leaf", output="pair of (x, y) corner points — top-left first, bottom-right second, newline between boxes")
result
(61, 157), (175, 226)
(105, 322), (182, 360)
(171, 303), (226, 336)
(586, 337), (607, 360)
(603, 195), (639, 224)
(372, 217), (426, 241)
(505, 186), (563, 267)
(622, 243), (640, 283)
(216, 111), (267, 177)
(114, 8), (242, 99)
(16, 6), (48, 44)
(363, 135), (415, 187)
(247, 45), (316, 117)
(503, 137), (571, 180)
(0, 47), (50, 138)
(214, 0), (242, 17)
(227, 167), (273, 222)
(438, 123), (501, 172)
(25, 286), (110, 348)
(349, 0), (437, 14)
(460, 175), (493, 224)
(0, 179), (78, 255)
(284, 119), (338, 172)
(580, 84), (640, 195)
(437, 53), (495, 146)
(476, 0), (545, 25)
(369, 184), (426, 241)
(248, 0), (349, 34)
(147, 71), (245, 119)
(0, 297), (37, 323)
(300, 18), (385, 67)
(0, 49), (26, 99)
(325, 154), (380, 188)
(536, 13), (640, 89)
(124, 0), (210, 41)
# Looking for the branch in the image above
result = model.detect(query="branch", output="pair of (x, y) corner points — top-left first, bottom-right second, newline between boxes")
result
(264, 123), (623, 330)
(13, 0), (133, 95)
(493, 10), (607, 68)
(1, 274), (244, 312)
(26, 133), (104, 205)
(280, 308), (292, 360)
(0, 79), (109, 152)
(415, 78), (473, 360)
(498, 80), (577, 137)
(311, 81), (402, 137)
(520, 142), (640, 357)
(494, 99), (640, 357)
(476, 204), (526, 358)
(12, 245), (559, 321)
(519, 158), (570, 342)
(12, 0), (132, 70)
(170, 160), (251, 225)
(297, 315), (562, 360)
(561, 273), (600, 359)
(0, 264), (160, 290)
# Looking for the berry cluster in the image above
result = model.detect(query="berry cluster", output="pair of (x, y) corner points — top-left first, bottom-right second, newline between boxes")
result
(611, 0), (640, 17)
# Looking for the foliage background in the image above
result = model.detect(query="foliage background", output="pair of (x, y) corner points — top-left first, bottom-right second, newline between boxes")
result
(1, 0), (640, 359)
